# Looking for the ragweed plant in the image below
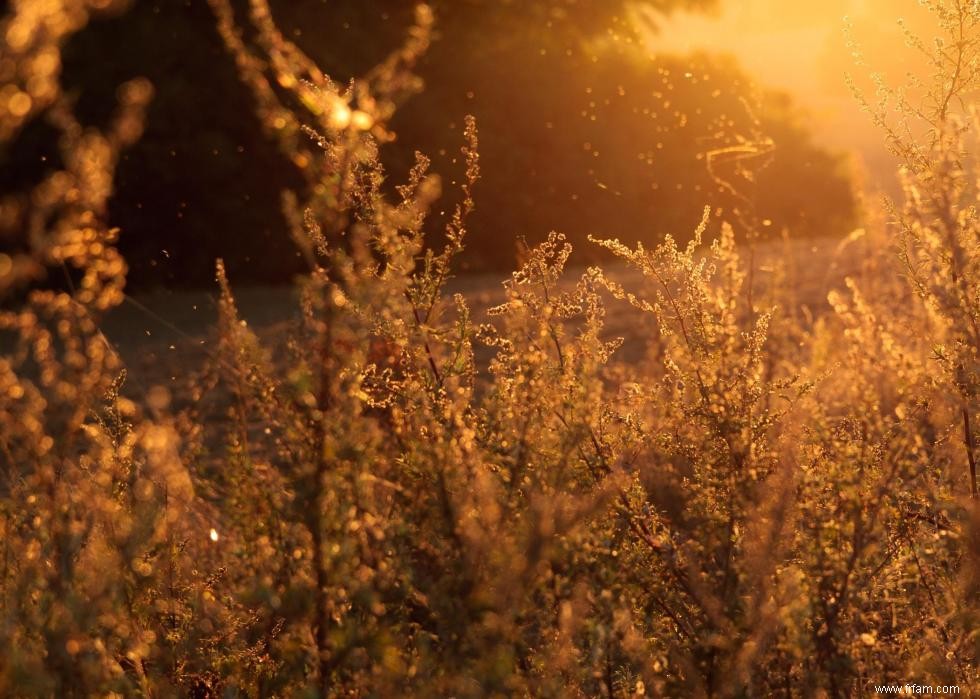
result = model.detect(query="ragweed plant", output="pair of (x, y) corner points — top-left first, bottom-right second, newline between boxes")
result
(208, 0), (433, 259)
(3, 0), (980, 696)
(849, 0), (980, 501)
(0, 1), (237, 695)
(583, 216), (807, 696)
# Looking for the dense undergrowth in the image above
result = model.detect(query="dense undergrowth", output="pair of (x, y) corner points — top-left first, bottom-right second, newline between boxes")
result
(1, 1), (978, 696)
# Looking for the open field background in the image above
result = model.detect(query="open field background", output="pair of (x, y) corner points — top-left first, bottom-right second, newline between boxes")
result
(106, 234), (863, 380)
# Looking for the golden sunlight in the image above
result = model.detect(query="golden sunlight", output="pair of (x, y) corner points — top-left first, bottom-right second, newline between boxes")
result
(653, 0), (936, 185)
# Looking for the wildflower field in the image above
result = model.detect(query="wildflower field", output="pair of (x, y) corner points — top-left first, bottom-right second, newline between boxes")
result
(1, 1), (979, 696)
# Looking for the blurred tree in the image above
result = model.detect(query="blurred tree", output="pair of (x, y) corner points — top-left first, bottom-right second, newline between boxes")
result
(36, 0), (853, 287)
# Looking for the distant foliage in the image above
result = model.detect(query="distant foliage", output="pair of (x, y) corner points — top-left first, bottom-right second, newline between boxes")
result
(0, 1), (978, 697)
(41, 0), (852, 287)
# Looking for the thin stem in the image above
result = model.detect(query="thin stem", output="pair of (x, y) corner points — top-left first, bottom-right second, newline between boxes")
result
(962, 406), (978, 499)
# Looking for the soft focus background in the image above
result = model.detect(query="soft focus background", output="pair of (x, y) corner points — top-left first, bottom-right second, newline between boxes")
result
(4, 0), (923, 288)
(655, 0), (935, 190)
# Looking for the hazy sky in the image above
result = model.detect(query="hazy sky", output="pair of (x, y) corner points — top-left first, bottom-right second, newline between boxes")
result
(651, 0), (936, 187)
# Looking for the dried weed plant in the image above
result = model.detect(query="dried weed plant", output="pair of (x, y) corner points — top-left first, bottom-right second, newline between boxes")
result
(1, 0), (979, 697)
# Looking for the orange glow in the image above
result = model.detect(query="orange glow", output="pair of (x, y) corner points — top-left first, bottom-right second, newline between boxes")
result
(651, 0), (936, 185)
